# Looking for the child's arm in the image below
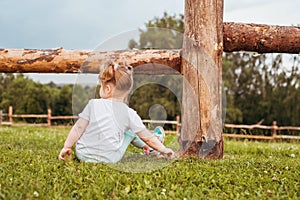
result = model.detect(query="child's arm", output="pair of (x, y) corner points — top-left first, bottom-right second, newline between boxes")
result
(58, 118), (89, 161)
(136, 129), (175, 158)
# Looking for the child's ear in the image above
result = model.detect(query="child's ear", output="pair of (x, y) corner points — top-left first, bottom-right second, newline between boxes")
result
(106, 84), (112, 94)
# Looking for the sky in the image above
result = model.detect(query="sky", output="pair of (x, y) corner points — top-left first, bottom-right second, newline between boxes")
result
(0, 0), (299, 84)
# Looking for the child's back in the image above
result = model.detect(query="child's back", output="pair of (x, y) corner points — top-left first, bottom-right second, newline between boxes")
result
(76, 98), (146, 163)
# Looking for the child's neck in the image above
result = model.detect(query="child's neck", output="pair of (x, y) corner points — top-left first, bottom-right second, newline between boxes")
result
(104, 93), (127, 102)
(106, 97), (125, 102)
(102, 88), (128, 103)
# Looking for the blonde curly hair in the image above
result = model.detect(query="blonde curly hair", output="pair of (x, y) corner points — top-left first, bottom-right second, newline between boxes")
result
(99, 62), (133, 92)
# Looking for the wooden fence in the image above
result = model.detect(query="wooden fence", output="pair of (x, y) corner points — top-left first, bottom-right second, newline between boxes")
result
(1, 106), (300, 140)
(0, 106), (181, 134)
(223, 122), (300, 140)
(0, 106), (77, 127)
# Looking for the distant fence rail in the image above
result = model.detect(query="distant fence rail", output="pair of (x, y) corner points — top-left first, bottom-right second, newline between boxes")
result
(0, 106), (78, 127)
(1, 106), (300, 140)
(224, 122), (300, 140)
(0, 106), (181, 134)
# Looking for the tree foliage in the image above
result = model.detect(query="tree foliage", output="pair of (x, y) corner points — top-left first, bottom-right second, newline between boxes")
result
(129, 75), (182, 126)
(129, 12), (184, 49)
(0, 74), (97, 124)
(223, 53), (300, 126)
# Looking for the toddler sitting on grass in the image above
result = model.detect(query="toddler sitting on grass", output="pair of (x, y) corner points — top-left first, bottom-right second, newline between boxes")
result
(58, 63), (174, 163)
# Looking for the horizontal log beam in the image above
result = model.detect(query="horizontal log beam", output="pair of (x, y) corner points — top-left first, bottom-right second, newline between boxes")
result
(0, 22), (299, 73)
(223, 22), (300, 54)
(0, 48), (181, 74)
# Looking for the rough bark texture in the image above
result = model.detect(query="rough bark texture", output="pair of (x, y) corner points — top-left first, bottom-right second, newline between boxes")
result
(0, 48), (87, 73)
(0, 48), (181, 74)
(179, 0), (224, 159)
(0, 23), (299, 73)
(224, 22), (300, 54)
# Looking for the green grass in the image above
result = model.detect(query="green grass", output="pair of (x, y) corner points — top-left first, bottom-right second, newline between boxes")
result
(0, 126), (299, 200)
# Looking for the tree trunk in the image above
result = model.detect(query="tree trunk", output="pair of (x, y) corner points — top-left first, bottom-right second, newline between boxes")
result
(179, 0), (224, 159)
(224, 22), (300, 54)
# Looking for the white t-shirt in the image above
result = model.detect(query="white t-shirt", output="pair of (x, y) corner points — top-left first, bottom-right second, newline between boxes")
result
(76, 99), (146, 163)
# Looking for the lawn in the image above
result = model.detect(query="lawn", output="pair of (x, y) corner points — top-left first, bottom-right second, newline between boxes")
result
(0, 126), (299, 199)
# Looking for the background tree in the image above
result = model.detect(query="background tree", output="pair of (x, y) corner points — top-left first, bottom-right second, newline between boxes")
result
(129, 12), (184, 49)
(0, 73), (14, 109)
(72, 84), (98, 116)
(223, 52), (300, 126)
(129, 75), (182, 129)
(1, 74), (53, 122)
(128, 13), (184, 125)
(1, 74), (51, 114)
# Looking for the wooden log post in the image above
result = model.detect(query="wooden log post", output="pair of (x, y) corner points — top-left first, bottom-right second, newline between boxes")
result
(8, 106), (13, 124)
(272, 121), (278, 139)
(0, 110), (2, 125)
(47, 109), (52, 126)
(179, 0), (224, 158)
(176, 115), (181, 134)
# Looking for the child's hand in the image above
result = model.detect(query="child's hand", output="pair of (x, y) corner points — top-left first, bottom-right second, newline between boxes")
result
(161, 147), (175, 159)
(58, 147), (72, 161)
